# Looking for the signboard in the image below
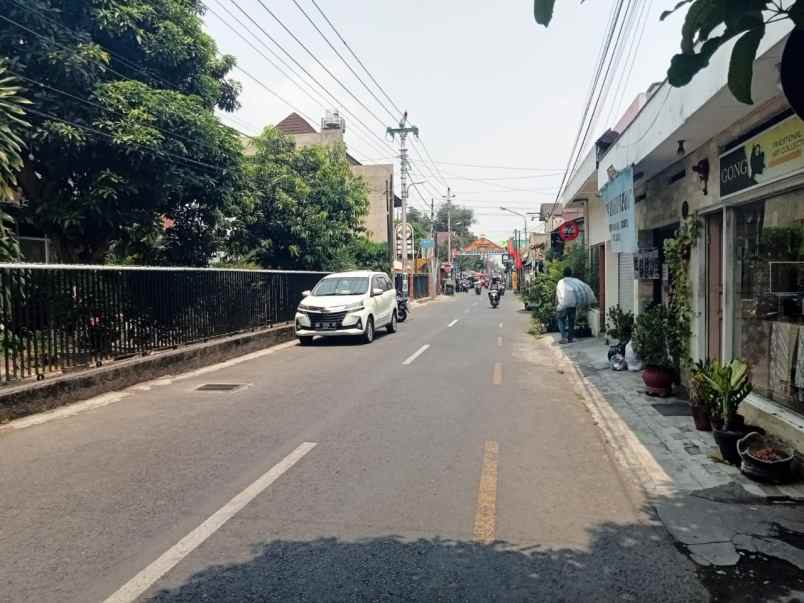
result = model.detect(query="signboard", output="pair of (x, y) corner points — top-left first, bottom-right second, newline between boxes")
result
(558, 221), (581, 241)
(602, 165), (636, 253)
(420, 238), (434, 250)
(720, 114), (804, 198)
(635, 248), (660, 280)
(395, 223), (414, 259)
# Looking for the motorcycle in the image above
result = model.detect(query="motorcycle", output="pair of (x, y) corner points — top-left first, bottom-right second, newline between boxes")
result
(396, 293), (409, 322)
(475, 284), (482, 295)
(489, 288), (500, 308)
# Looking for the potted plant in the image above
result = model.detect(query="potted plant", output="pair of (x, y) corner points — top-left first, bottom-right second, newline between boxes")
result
(737, 432), (795, 483)
(632, 304), (674, 396)
(606, 305), (634, 362)
(703, 359), (753, 465)
(688, 359), (713, 431)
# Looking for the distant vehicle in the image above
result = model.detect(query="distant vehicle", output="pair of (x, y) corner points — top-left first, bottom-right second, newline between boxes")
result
(295, 271), (397, 345)
(489, 287), (500, 308)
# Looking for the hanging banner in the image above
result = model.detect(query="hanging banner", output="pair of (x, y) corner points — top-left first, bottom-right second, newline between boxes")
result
(602, 165), (636, 254)
(720, 114), (804, 198)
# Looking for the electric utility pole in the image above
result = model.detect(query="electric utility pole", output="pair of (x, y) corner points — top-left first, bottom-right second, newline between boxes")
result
(430, 198), (437, 296)
(442, 187), (456, 267)
(387, 111), (418, 274)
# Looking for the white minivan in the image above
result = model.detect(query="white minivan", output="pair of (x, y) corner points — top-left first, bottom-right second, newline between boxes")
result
(295, 271), (397, 345)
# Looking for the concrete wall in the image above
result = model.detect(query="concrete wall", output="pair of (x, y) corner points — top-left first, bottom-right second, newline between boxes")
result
(351, 164), (392, 243)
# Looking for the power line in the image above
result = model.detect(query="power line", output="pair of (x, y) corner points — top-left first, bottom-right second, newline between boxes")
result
(226, 0), (397, 159)
(546, 0), (627, 227)
(26, 108), (229, 173)
(250, 0), (390, 131)
(288, 0), (398, 123)
(309, 0), (403, 118)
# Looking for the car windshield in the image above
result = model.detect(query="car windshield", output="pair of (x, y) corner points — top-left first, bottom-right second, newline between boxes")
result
(312, 277), (369, 296)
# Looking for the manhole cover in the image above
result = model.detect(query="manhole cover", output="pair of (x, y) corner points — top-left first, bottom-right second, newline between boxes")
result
(195, 383), (244, 392)
(651, 402), (691, 417)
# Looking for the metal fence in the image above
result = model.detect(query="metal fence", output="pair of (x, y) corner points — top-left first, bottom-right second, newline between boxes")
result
(0, 264), (326, 385)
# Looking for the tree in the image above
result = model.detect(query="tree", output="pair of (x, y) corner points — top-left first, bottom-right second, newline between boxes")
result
(533, 0), (804, 106)
(230, 128), (369, 270)
(0, 64), (29, 261)
(0, 0), (244, 263)
(435, 203), (475, 237)
(329, 237), (390, 274)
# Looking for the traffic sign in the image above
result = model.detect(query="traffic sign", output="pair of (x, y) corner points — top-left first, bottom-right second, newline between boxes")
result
(420, 239), (434, 250)
(395, 223), (414, 259)
(559, 221), (581, 241)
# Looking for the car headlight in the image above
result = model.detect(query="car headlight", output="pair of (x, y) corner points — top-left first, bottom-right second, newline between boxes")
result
(298, 303), (312, 312)
(345, 302), (365, 312)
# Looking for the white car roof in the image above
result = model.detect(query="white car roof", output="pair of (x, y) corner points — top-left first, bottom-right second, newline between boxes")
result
(322, 271), (380, 278)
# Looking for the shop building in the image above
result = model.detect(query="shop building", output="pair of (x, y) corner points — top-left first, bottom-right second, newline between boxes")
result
(561, 21), (804, 452)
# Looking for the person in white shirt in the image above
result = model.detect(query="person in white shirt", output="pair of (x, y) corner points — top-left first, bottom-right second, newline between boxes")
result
(556, 266), (577, 344)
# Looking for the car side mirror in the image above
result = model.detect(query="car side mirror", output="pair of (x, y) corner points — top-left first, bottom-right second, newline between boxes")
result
(302, 290), (311, 297)
(372, 288), (384, 297)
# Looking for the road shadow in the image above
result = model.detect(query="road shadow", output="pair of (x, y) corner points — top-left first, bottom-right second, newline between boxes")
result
(148, 519), (714, 602)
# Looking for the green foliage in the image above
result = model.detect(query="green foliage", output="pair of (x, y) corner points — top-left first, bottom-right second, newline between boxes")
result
(1, 0), (245, 263)
(0, 63), (29, 261)
(533, 0), (803, 105)
(329, 237), (390, 274)
(606, 305), (634, 343)
(663, 217), (700, 370)
(632, 304), (674, 369)
(230, 127), (369, 270)
(689, 358), (716, 410)
(702, 359), (753, 430)
(522, 247), (592, 329)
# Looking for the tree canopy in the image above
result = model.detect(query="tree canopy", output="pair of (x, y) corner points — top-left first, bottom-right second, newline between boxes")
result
(0, 0), (244, 263)
(228, 128), (369, 270)
(0, 64), (28, 261)
(533, 0), (803, 106)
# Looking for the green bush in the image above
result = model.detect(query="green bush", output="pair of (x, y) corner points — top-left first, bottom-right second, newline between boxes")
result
(632, 304), (673, 369)
(606, 305), (634, 343)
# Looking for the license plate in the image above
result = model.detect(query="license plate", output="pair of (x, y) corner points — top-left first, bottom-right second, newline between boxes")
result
(315, 322), (337, 330)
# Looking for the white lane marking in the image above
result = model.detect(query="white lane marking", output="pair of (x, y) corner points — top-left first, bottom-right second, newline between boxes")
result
(472, 302), (479, 307)
(402, 344), (430, 366)
(493, 363), (503, 385)
(0, 341), (299, 434)
(104, 442), (317, 603)
(448, 319), (459, 328)
(0, 392), (130, 433)
(497, 336), (503, 348)
(464, 308), (470, 314)
(498, 322), (503, 329)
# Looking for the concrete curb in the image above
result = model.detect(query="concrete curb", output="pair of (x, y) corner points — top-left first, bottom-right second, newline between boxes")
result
(543, 336), (804, 502)
(0, 325), (295, 424)
(541, 337), (675, 499)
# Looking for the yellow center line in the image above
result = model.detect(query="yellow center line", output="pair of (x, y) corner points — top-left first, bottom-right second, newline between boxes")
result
(492, 362), (503, 385)
(473, 440), (499, 544)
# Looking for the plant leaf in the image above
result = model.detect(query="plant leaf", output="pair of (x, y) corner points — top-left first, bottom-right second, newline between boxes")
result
(728, 24), (765, 104)
(660, 0), (694, 21)
(533, 0), (556, 26)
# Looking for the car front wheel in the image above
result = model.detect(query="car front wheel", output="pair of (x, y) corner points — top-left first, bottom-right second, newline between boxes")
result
(387, 311), (397, 334)
(298, 336), (314, 346)
(363, 317), (375, 344)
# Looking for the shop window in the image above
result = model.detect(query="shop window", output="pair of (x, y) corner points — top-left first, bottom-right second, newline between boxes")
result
(734, 196), (804, 414)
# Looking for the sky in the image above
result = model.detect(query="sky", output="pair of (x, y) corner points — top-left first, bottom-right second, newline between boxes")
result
(202, 0), (686, 244)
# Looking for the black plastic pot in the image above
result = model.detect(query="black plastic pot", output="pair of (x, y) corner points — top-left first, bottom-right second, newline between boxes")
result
(713, 428), (745, 465)
(737, 432), (795, 484)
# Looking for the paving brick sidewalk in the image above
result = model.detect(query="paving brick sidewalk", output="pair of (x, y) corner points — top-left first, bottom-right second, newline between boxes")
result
(548, 333), (804, 501)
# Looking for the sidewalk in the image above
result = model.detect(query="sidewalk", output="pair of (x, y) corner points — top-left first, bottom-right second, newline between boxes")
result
(541, 332), (804, 584)
(547, 333), (804, 500)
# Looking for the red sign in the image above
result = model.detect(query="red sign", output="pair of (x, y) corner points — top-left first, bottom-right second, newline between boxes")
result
(559, 221), (581, 241)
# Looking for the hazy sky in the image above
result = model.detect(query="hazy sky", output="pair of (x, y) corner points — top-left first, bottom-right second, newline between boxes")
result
(203, 0), (686, 242)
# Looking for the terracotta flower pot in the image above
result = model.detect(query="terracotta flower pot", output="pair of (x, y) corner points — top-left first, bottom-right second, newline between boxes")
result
(689, 403), (712, 431)
(642, 366), (673, 397)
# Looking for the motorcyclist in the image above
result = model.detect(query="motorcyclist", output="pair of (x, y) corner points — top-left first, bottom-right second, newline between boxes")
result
(488, 279), (501, 307)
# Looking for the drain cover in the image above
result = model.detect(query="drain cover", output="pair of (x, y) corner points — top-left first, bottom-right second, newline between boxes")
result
(651, 402), (691, 417)
(196, 383), (243, 392)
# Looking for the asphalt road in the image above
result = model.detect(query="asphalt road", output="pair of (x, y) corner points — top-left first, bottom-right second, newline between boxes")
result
(0, 291), (708, 602)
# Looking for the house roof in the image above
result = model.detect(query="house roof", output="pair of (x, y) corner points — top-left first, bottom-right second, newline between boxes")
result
(275, 112), (317, 135)
(464, 238), (504, 253)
